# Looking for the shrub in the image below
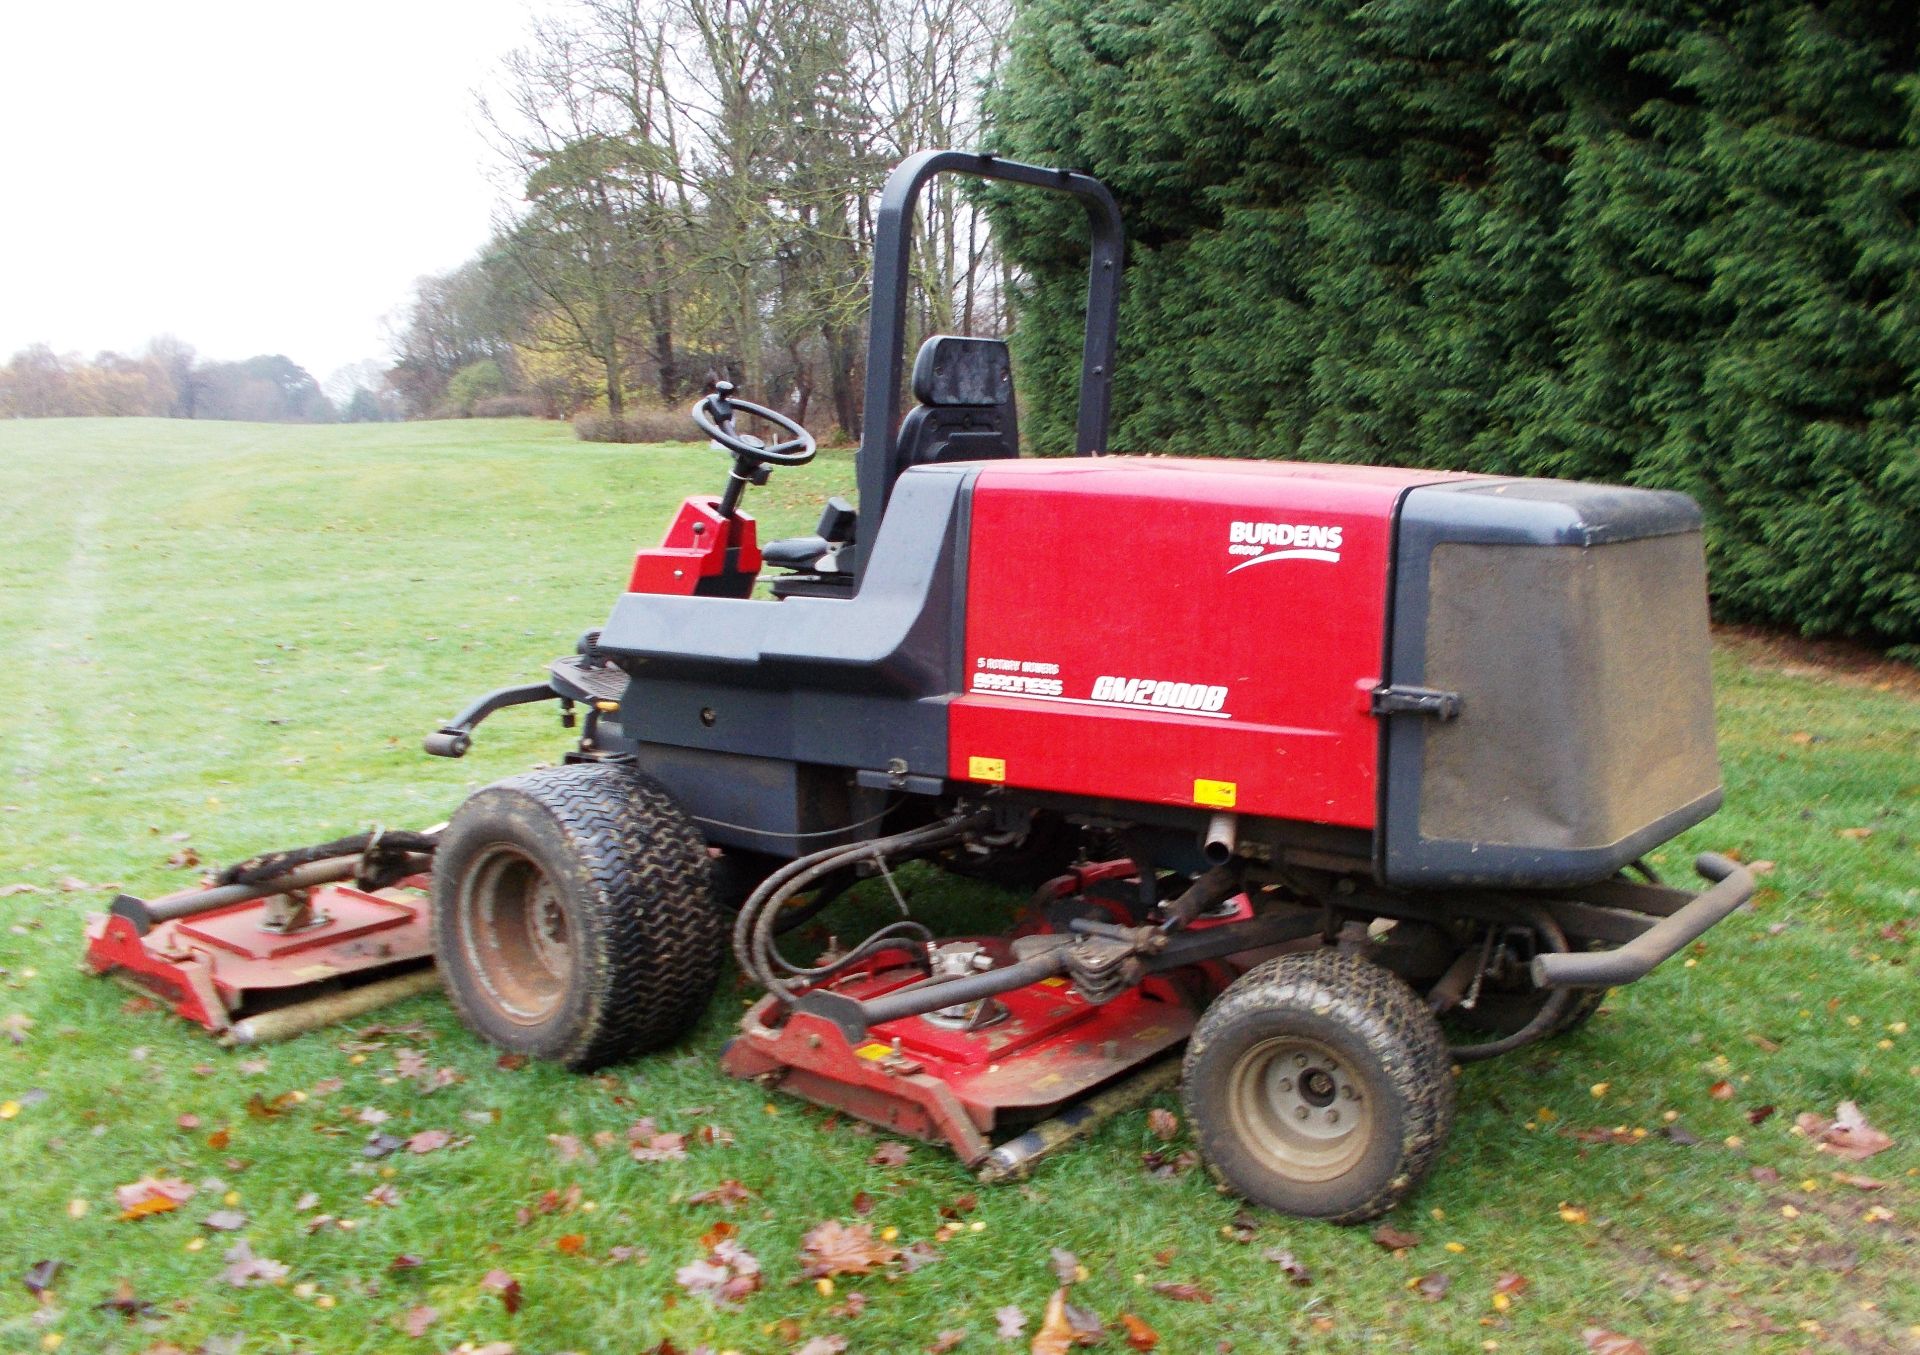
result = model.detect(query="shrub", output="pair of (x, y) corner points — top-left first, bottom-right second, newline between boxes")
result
(987, 0), (1920, 647)
(572, 409), (701, 444)
(444, 360), (507, 416)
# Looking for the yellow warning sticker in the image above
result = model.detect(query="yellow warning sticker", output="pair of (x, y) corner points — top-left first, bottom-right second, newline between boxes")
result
(855, 1042), (892, 1061)
(1039, 977), (1068, 989)
(968, 755), (1007, 782)
(1193, 778), (1238, 808)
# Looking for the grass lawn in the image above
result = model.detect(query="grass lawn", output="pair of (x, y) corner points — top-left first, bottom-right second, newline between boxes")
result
(1, 417), (1916, 1355)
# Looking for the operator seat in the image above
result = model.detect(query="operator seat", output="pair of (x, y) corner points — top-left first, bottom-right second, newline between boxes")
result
(764, 335), (1018, 599)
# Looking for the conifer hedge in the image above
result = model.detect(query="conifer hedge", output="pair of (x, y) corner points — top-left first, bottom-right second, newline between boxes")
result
(986, 1), (1920, 647)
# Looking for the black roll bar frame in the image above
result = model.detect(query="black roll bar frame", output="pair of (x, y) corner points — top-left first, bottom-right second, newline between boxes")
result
(851, 149), (1124, 585)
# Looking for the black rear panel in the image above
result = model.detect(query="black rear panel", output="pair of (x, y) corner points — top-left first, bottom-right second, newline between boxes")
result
(1381, 480), (1721, 887)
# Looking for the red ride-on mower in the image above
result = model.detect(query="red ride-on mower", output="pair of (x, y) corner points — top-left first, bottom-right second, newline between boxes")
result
(101, 151), (1756, 1222)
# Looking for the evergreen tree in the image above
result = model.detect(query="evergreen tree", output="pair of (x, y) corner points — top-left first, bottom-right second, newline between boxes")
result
(987, 0), (1920, 647)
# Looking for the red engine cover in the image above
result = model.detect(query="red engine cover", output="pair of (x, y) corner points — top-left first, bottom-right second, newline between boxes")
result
(949, 458), (1469, 828)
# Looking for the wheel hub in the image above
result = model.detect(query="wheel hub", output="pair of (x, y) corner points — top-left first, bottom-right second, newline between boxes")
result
(1229, 1035), (1372, 1182)
(458, 844), (571, 1024)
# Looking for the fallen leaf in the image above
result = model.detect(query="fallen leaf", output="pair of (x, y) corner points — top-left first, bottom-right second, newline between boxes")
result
(1830, 1171), (1887, 1190)
(801, 1219), (899, 1277)
(852, 1189), (877, 1215)
(898, 1240), (940, 1273)
(1493, 1272), (1529, 1297)
(995, 1304), (1027, 1340)
(1808, 1101), (1895, 1160)
(402, 1304), (437, 1337)
(688, 1179), (751, 1208)
(1049, 1246), (1081, 1284)
(1709, 1080), (1735, 1101)
(1663, 1122), (1701, 1146)
(295, 1191), (321, 1211)
(1149, 1280), (1212, 1303)
(116, 1176), (195, 1211)
(631, 1131), (688, 1163)
(1140, 1148), (1198, 1179)
(96, 1277), (158, 1318)
(22, 1260), (63, 1299)
(1414, 1271), (1452, 1301)
(675, 1237), (761, 1308)
(1747, 1105), (1776, 1126)
(1582, 1328), (1649, 1355)
(481, 1268), (522, 1314)
(220, 1241), (288, 1287)
(358, 1107), (391, 1126)
(1262, 1247), (1311, 1285)
(1, 1012), (31, 1044)
(497, 1053), (528, 1071)
(1838, 827), (1873, 840)
(0, 884), (44, 897)
(1145, 1107), (1179, 1141)
(1120, 1313), (1158, 1350)
(246, 1090), (296, 1118)
(389, 1254), (424, 1271)
(200, 1210), (248, 1232)
(795, 1338), (848, 1355)
(1031, 1289), (1075, 1355)
(407, 1129), (451, 1154)
(1750, 1165), (1781, 1184)
(1558, 1204), (1590, 1225)
(1371, 1224), (1420, 1251)
(928, 1330), (968, 1353)
(869, 1141), (911, 1168)
(556, 1233), (586, 1255)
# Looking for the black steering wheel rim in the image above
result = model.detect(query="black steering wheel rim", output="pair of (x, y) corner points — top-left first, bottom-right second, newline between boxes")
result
(691, 392), (816, 467)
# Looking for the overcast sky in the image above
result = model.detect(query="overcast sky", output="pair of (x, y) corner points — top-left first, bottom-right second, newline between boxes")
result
(0, 0), (549, 383)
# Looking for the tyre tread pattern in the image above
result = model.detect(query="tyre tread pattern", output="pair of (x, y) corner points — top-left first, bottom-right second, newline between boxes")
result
(1183, 948), (1456, 1225)
(437, 763), (720, 1070)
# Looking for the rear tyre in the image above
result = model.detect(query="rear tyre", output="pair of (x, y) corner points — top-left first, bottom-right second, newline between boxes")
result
(432, 763), (722, 1070)
(1183, 950), (1454, 1224)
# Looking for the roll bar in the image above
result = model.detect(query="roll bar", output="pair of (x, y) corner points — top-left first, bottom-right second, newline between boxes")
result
(851, 150), (1125, 584)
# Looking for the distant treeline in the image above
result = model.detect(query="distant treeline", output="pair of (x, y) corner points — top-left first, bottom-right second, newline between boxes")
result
(0, 341), (397, 424)
(385, 0), (1012, 439)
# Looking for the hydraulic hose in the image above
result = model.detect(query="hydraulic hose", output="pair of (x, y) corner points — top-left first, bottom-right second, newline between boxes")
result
(732, 809), (991, 1002)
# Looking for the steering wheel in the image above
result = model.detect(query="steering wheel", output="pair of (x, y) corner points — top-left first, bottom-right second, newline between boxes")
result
(691, 382), (816, 468)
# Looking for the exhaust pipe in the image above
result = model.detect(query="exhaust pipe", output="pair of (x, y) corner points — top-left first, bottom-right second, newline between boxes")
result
(1201, 812), (1238, 866)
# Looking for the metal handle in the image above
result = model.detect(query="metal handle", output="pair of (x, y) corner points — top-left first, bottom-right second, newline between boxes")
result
(1531, 853), (1756, 988)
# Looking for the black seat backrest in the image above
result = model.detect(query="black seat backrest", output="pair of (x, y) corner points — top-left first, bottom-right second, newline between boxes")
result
(896, 336), (1019, 470)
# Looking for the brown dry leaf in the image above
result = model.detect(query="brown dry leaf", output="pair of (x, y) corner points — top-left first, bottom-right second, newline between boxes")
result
(556, 1233), (586, 1255)
(852, 1190), (876, 1216)
(1371, 1224), (1420, 1251)
(1145, 1107), (1179, 1141)
(246, 1091), (298, 1119)
(1493, 1272), (1529, 1297)
(1262, 1247), (1311, 1285)
(481, 1268), (523, 1314)
(402, 1303), (437, 1337)
(1830, 1171), (1887, 1191)
(1838, 826), (1873, 840)
(116, 1176), (195, 1211)
(1149, 1281), (1212, 1303)
(631, 1131), (689, 1163)
(1414, 1271), (1452, 1301)
(1031, 1288), (1076, 1355)
(407, 1129), (452, 1154)
(1049, 1246), (1081, 1284)
(689, 1179), (751, 1208)
(22, 1259), (63, 1300)
(1798, 1101), (1895, 1161)
(389, 1254), (424, 1271)
(994, 1305), (1026, 1340)
(1120, 1312), (1158, 1350)
(927, 1330), (968, 1353)
(1582, 1328), (1649, 1355)
(1708, 1079), (1735, 1100)
(698, 1220), (735, 1251)
(869, 1140), (911, 1168)
(497, 1052), (528, 1071)
(800, 1219), (899, 1277)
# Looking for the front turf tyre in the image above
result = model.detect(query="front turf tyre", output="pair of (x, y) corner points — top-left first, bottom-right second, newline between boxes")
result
(1182, 950), (1455, 1224)
(432, 763), (722, 1070)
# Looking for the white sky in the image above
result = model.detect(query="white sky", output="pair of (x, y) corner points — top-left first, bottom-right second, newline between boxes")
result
(0, 0), (548, 383)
